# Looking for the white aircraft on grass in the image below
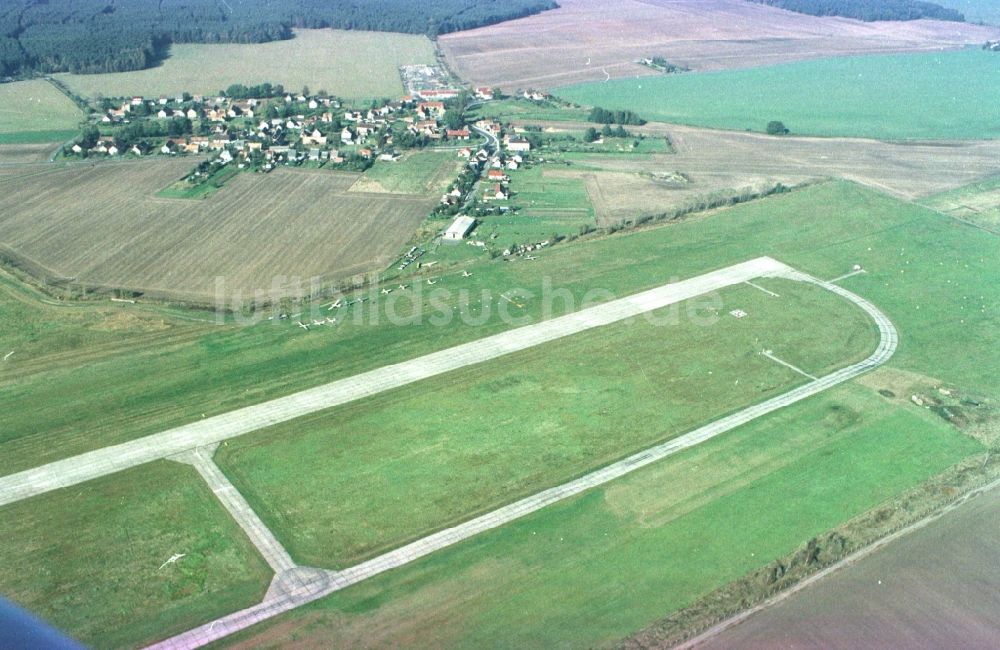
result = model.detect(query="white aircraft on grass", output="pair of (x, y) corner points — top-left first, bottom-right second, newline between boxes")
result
(398, 284), (408, 290)
(328, 299), (343, 310)
(325, 317), (337, 325)
(312, 320), (325, 327)
(296, 321), (310, 330)
(461, 270), (473, 277)
(427, 278), (438, 285)
(381, 288), (393, 295)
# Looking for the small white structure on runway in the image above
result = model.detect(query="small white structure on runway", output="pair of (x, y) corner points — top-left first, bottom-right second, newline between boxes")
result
(444, 215), (476, 241)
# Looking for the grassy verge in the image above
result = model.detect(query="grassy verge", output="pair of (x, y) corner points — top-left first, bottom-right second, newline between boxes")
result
(156, 165), (240, 200)
(0, 129), (79, 145)
(0, 460), (271, 648)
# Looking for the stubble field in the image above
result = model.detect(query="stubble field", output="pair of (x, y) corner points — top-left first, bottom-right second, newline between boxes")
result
(0, 80), (82, 144)
(439, 0), (1000, 90)
(0, 160), (434, 302)
(54, 29), (435, 101)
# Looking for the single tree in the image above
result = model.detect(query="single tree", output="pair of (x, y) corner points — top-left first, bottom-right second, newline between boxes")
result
(766, 120), (789, 135)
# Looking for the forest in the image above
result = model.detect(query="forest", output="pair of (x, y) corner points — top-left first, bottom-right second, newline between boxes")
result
(748, 0), (965, 22)
(0, 0), (557, 77)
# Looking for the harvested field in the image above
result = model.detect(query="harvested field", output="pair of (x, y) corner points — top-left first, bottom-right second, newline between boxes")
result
(699, 483), (1000, 650)
(0, 144), (57, 164)
(438, 0), (1000, 90)
(515, 120), (1000, 226)
(55, 29), (434, 101)
(0, 80), (82, 144)
(0, 160), (434, 302)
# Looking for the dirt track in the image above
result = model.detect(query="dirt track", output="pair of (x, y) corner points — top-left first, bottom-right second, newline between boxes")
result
(439, 0), (1000, 90)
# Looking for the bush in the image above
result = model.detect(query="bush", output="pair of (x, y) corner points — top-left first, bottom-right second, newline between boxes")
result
(766, 120), (790, 135)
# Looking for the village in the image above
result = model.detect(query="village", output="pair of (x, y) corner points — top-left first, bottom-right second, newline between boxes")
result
(56, 73), (561, 257)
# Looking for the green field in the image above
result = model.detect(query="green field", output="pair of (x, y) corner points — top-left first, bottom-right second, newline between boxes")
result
(0, 460), (270, 649)
(355, 151), (460, 194)
(3, 181), (999, 474)
(936, 0), (1000, 24)
(4, 180), (1000, 645)
(217, 279), (877, 567)
(469, 98), (589, 123)
(54, 29), (435, 101)
(0, 80), (82, 144)
(484, 164), (595, 241)
(220, 385), (978, 648)
(556, 49), (1000, 140)
(919, 174), (1000, 232)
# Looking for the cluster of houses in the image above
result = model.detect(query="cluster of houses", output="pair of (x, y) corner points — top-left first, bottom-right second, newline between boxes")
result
(74, 88), (482, 166)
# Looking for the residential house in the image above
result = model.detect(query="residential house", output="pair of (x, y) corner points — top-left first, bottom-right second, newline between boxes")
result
(484, 183), (508, 201)
(506, 136), (531, 152)
(301, 129), (327, 146)
(446, 127), (470, 140)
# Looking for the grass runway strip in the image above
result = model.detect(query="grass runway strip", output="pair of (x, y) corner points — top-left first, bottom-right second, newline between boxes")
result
(147, 266), (896, 649)
(0, 257), (791, 506)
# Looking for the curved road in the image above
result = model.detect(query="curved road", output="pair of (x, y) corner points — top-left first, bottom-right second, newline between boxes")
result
(145, 261), (898, 649)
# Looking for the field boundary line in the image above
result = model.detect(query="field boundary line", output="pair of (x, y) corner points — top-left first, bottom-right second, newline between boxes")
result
(676, 472), (1000, 650)
(145, 263), (898, 649)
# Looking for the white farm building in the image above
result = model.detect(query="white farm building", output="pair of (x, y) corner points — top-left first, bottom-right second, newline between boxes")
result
(444, 216), (476, 241)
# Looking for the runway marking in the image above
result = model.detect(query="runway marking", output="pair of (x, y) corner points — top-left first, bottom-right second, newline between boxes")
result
(745, 280), (780, 297)
(762, 350), (818, 380)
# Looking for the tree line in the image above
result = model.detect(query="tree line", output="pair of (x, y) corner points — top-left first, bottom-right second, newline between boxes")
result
(747, 0), (964, 22)
(587, 107), (647, 126)
(0, 0), (557, 78)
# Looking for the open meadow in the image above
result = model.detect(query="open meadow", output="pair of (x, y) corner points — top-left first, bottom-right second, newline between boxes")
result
(0, 80), (82, 145)
(439, 0), (1000, 90)
(0, 160), (434, 302)
(2, 181), (1000, 646)
(556, 49), (1000, 140)
(217, 279), (878, 567)
(0, 460), (270, 649)
(54, 29), (435, 101)
(349, 150), (461, 195)
(920, 174), (1000, 233)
